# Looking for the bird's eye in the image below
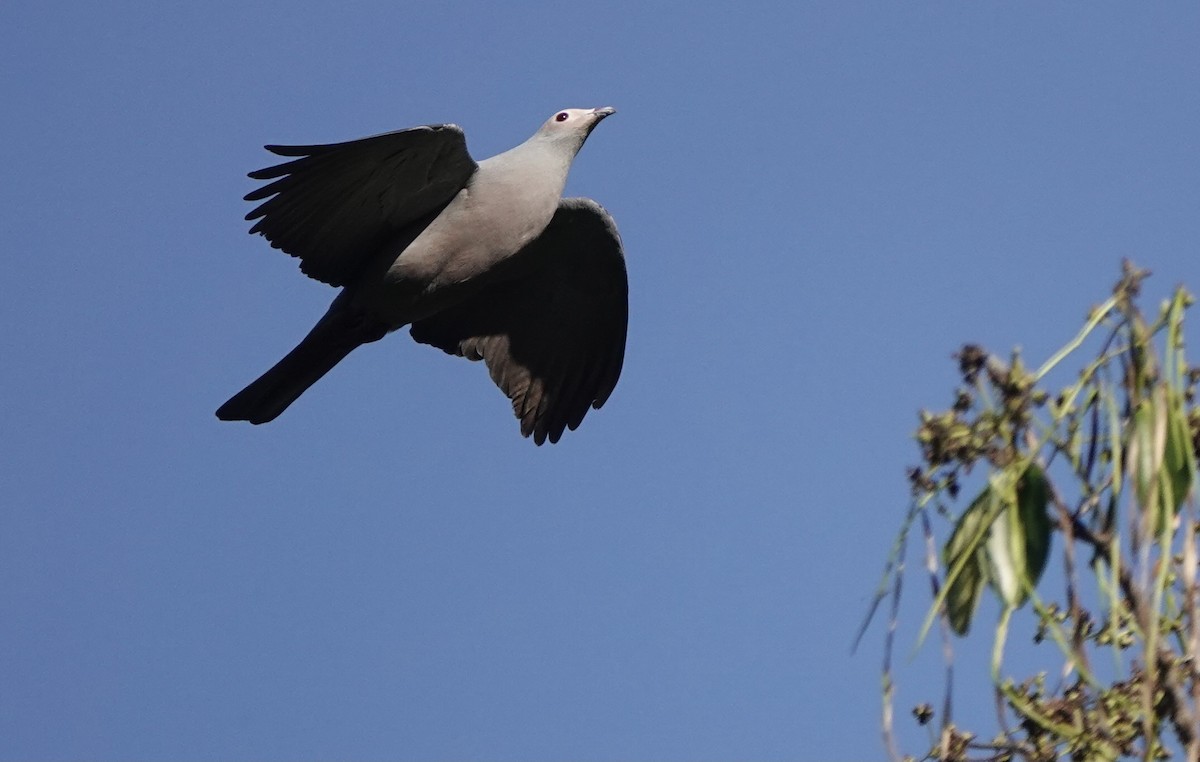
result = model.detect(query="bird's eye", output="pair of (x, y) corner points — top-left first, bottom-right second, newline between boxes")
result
(555, 112), (569, 122)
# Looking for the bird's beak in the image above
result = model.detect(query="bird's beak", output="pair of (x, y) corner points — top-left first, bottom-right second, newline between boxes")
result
(590, 106), (616, 119)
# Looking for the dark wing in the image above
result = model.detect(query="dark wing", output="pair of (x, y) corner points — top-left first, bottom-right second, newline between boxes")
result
(244, 125), (477, 286)
(410, 198), (628, 445)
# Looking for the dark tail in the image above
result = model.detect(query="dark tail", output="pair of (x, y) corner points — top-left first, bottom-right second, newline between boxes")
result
(216, 302), (387, 424)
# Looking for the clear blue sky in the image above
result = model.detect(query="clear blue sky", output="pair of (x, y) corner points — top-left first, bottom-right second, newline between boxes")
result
(2, 2), (1197, 759)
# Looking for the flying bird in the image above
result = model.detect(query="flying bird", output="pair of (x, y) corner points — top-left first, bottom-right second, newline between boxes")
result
(216, 107), (626, 444)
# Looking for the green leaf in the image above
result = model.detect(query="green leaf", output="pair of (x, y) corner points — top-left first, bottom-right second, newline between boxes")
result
(1131, 399), (1154, 509)
(1132, 389), (1195, 536)
(1162, 395), (1195, 527)
(943, 487), (994, 635)
(1015, 464), (1052, 602)
(986, 464), (1051, 609)
(985, 490), (1020, 608)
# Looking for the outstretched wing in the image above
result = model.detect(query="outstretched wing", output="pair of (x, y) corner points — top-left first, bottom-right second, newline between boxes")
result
(244, 125), (477, 286)
(409, 198), (628, 445)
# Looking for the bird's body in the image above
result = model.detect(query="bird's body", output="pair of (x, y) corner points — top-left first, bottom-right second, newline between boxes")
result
(352, 139), (569, 324)
(217, 107), (626, 444)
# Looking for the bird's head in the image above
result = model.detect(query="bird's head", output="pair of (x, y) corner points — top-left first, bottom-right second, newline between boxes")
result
(534, 106), (616, 153)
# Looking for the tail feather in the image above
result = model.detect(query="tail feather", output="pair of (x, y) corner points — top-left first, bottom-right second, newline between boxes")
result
(216, 305), (385, 424)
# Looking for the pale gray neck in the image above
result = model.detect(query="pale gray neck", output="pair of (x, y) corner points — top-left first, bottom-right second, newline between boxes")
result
(479, 135), (579, 194)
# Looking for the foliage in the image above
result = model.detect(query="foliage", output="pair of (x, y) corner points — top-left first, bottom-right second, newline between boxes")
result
(867, 262), (1200, 761)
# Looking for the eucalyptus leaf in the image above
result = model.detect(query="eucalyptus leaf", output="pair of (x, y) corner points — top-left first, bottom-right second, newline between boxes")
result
(985, 464), (1051, 610)
(1015, 463), (1052, 602)
(1131, 399), (1155, 515)
(1162, 396), (1194, 526)
(943, 487), (995, 635)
